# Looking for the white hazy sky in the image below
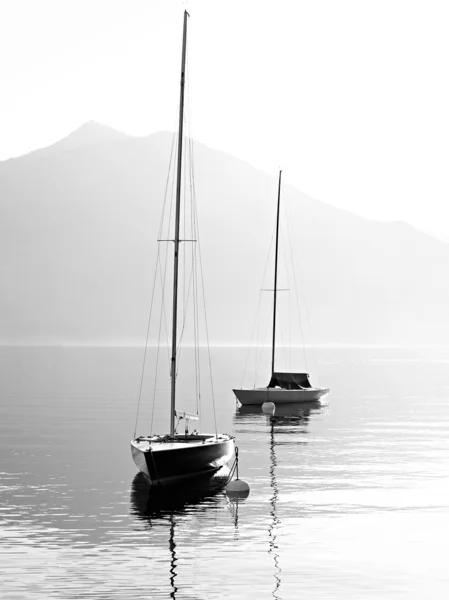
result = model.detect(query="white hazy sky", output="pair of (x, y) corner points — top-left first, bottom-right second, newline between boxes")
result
(1, 0), (449, 236)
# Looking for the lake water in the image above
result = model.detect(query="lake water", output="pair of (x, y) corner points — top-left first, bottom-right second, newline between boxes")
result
(1, 345), (449, 599)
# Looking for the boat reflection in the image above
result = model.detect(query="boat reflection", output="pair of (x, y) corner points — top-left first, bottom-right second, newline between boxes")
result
(130, 470), (230, 517)
(236, 399), (323, 420)
(234, 401), (325, 599)
(267, 414), (281, 600)
(130, 470), (232, 599)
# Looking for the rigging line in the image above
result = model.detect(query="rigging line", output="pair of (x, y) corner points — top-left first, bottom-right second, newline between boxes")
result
(151, 140), (178, 434)
(276, 192), (297, 373)
(183, 134), (187, 320)
(175, 238), (196, 373)
(134, 241), (161, 438)
(254, 223), (277, 384)
(174, 175), (197, 364)
(151, 250), (172, 435)
(134, 131), (176, 438)
(152, 138), (177, 396)
(174, 269), (199, 385)
(254, 290), (266, 388)
(189, 137), (201, 419)
(193, 223), (201, 419)
(158, 125), (181, 373)
(241, 225), (275, 388)
(277, 301), (290, 368)
(192, 154), (201, 425)
(173, 49), (194, 398)
(161, 131), (179, 374)
(176, 149), (195, 362)
(184, 50), (201, 418)
(165, 137), (178, 362)
(283, 188), (310, 374)
(279, 215), (292, 369)
(244, 222), (277, 388)
(185, 45), (194, 316)
(151, 135), (178, 434)
(240, 290), (263, 389)
(185, 51), (202, 423)
(190, 146), (218, 436)
(191, 242), (200, 419)
(174, 195), (198, 373)
(183, 41), (192, 337)
(256, 291), (276, 378)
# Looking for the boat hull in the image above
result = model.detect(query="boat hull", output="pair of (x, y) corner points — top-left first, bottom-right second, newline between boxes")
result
(233, 387), (329, 405)
(131, 435), (234, 484)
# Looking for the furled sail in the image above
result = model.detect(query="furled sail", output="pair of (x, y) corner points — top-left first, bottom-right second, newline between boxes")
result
(268, 372), (313, 390)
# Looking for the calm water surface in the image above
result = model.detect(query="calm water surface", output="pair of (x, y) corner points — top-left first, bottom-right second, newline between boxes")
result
(1, 345), (449, 598)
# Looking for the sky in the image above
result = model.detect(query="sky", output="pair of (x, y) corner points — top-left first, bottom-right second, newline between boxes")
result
(1, 0), (449, 237)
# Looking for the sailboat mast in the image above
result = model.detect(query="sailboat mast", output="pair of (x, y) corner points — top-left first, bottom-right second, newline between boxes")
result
(271, 170), (282, 377)
(170, 10), (189, 438)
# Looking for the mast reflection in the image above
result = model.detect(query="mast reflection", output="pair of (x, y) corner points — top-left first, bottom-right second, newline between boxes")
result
(168, 513), (177, 599)
(268, 414), (281, 599)
(130, 472), (230, 599)
(235, 400), (324, 599)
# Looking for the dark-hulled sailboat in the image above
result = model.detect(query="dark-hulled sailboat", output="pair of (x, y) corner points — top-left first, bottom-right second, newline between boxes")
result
(131, 11), (234, 484)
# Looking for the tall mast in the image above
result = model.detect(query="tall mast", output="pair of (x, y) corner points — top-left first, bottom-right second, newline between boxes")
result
(170, 10), (189, 438)
(271, 170), (282, 377)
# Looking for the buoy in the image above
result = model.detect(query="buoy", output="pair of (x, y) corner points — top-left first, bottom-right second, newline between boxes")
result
(226, 446), (250, 498)
(262, 401), (276, 415)
(226, 478), (250, 498)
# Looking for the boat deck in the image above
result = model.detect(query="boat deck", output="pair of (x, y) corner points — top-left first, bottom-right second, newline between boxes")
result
(132, 434), (229, 453)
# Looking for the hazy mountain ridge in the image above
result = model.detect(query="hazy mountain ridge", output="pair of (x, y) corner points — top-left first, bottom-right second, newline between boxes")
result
(1, 122), (448, 346)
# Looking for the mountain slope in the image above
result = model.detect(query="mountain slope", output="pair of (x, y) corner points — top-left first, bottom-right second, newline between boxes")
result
(1, 123), (448, 345)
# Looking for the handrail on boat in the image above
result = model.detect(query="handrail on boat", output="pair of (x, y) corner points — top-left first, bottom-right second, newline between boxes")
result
(175, 410), (199, 421)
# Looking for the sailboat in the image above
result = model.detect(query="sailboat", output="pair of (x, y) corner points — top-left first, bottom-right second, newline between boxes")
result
(233, 171), (329, 405)
(130, 11), (234, 484)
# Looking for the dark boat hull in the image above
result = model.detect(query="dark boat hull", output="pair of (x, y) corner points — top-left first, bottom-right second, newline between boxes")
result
(131, 435), (234, 485)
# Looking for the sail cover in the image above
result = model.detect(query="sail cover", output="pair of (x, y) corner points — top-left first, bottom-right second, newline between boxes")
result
(268, 372), (313, 390)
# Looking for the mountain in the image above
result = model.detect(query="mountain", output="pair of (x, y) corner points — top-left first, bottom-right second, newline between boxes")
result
(17, 121), (133, 162)
(1, 122), (449, 346)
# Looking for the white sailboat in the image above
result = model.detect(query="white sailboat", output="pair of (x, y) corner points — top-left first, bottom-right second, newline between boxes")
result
(131, 11), (234, 484)
(233, 171), (329, 406)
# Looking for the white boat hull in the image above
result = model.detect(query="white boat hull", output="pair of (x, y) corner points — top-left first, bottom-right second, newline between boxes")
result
(233, 387), (329, 405)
